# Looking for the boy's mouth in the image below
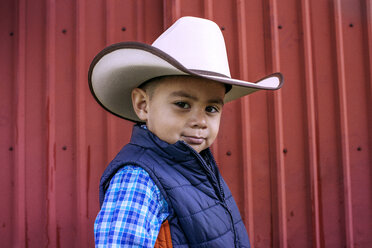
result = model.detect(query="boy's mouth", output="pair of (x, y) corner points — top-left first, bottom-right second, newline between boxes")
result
(181, 135), (205, 145)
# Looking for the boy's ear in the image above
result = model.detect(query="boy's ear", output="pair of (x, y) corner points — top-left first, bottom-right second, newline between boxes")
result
(131, 88), (149, 121)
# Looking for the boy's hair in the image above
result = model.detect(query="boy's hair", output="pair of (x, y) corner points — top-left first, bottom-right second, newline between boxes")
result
(139, 75), (232, 101)
(138, 76), (167, 100)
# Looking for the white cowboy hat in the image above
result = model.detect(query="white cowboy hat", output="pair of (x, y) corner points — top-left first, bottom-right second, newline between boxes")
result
(88, 16), (284, 122)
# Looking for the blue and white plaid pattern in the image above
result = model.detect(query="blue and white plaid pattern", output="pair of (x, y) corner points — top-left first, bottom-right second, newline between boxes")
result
(94, 165), (169, 247)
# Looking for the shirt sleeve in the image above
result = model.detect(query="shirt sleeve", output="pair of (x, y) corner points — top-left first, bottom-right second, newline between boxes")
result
(94, 165), (169, 247)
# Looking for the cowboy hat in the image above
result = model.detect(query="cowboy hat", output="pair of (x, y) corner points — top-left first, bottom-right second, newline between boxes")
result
(88, 16), (284, 122)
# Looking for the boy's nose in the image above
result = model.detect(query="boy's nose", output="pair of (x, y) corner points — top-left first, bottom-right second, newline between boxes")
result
(189, 109), (207, 128)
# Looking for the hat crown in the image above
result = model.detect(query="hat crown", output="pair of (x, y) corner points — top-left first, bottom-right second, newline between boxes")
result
(152, 16), (231, 77)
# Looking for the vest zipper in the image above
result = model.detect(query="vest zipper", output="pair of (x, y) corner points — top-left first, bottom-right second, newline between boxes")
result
(181, 142), (238, 247)
(211, 161), (239, 248)
(205, 159), (239, 247)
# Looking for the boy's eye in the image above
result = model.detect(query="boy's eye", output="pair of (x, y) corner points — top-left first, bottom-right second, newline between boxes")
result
(174, 102), (190, 109)
(206, 106), (219, 113)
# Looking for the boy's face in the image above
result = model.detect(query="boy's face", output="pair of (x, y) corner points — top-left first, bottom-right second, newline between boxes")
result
(132, 76), (225, 153)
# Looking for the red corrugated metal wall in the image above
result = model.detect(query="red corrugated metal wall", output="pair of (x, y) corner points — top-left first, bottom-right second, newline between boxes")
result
(1, 0), (371, 247)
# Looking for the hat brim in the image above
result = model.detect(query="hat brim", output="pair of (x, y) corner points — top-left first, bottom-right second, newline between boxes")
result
(88, 42), (284, 122)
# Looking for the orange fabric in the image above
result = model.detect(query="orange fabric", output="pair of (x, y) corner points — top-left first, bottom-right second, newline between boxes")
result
(154, 220), (173, 248)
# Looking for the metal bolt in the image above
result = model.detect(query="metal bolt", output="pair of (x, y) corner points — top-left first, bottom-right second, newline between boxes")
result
(121, 27), (126, 31)
(357, 147), (362, 151)
(283, 148), (288, 154)
(220, 26), (225, 31)
(10, 32), (14, 36)
(226, 151), (231, 156)
(62, 29), (67, 34)
(9, 147), (13, 151)
(278, 25), (283, 29)
(349, 23), (354, 28)
(62, 146), (67, 151)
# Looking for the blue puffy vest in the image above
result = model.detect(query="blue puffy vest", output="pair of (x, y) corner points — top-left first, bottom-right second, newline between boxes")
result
(99, 125), (250, 247)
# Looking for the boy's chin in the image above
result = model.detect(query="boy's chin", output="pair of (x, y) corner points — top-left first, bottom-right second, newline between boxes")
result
(188, 144), (207, 153)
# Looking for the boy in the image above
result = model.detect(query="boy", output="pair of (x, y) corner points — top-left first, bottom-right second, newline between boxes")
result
(89, 16), (283, 247)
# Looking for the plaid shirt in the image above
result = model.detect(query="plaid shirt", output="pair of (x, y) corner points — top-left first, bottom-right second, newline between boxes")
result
(94, 165), (169, 247)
